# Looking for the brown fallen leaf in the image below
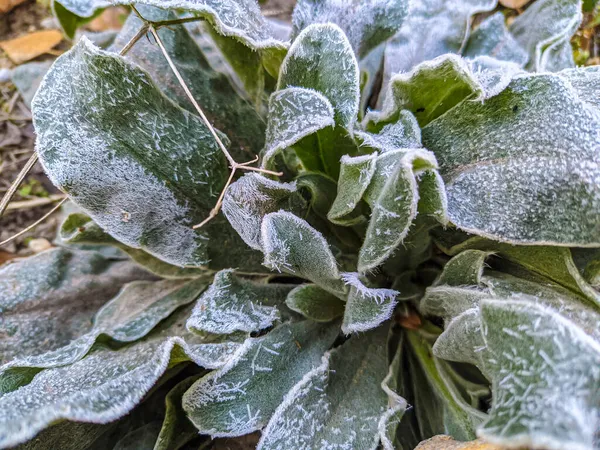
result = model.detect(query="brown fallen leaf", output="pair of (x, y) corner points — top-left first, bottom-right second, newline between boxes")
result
(0, 30), (63, 65)
(88, 7), (127, 32)
(0, 0), (27, 14)
(416, 435), (507, 450)
(499, 0), (531, 9)
(0, 250), (17, 265)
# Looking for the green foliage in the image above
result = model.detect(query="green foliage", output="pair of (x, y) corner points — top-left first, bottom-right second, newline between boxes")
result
(3, 0), (599, 449)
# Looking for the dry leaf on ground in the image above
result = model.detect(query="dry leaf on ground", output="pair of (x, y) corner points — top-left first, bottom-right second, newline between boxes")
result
(499, 0), (531, 8)
(0, 30), (62, 65)
(0, 0), (27, 14)
(416, 436), (507, 450)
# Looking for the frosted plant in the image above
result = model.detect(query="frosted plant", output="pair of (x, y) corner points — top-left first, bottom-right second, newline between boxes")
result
(1, 0), (600, 449)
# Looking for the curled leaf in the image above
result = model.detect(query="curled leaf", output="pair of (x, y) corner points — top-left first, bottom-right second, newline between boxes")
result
(285, 284), (345, 322)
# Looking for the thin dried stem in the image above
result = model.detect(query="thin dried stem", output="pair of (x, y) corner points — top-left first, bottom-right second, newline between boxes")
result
(119, 22), (149, 56)
(6, 194), (66, 211)
(137, 15), (283, 229)
(0, 198), (67, 247)
(0, 153), (38, 218)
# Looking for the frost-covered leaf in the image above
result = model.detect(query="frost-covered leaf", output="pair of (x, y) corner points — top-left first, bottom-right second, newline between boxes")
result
(222, 173), (305, 251)
(186, 270), (293, 335)
(435, 250), (489, 287)
(434, 231), (600, 306)
(54, 0), (288, 60)
(33, 38), (230, 268)
(0, 248), (150, 366)
(0, 308), (243, 449)
(285, 284), (345, 322)
(417, 169), (449, 225)
(154, 376), (200, 450)
(258, 325), (405, 450)
(0, 278), (207, 391)
(379, 54), (522, 128)
(422, 72), (600, 247)
(291, 0), (409, 58)
(261, 211), (346, 296)
(359, 150), (438, 271)
(60, 213), (206, 279)
(463, 13), (528, 66)
(509, 0), (582, 71)
(407, 330), (485, 441)
(477, 299), (600, 450)
(261, 87), (335, 170)
(341, 273), (398, 334)
(328, 153), (377, 225)
(278, 23), (359, 129)
(182, 320), (340, 437)
(111, 7), (266, 160)
(382, 0), (496, 95)
(359, 109), (422, 152)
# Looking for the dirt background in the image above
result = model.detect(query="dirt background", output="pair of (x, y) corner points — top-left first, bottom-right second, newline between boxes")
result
(0, 0), (598, 263)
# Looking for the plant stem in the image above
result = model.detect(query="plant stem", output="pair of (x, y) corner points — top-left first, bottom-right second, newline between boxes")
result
(0, 198), (67, 247)
(0, 153), (38, 219)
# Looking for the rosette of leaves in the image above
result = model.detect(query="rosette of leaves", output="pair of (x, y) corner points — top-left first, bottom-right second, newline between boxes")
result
(2, 0), (600, 449)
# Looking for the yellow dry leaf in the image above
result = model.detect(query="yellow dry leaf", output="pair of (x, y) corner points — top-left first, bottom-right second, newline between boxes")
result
(416, 435), (508, 450)
(0, 30), (63, 65)
(499, 0), (531, 8)
(0, 0), (28, 14)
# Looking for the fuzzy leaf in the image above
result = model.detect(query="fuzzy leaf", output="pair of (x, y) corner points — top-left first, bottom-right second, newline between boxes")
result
(278, 23), (360, 129)
(291, 0), (409, 58)
(0, 248), (149, 366)
(341, 273), (398, 334)
(359, 149), (438, 271)
(478, 299), (600, 450)
(435, 249), (489, 287)
(223, 173), (305, 251)
(258, 325), (405, 450)
(186, 270), (293, 335)
(328, 153), (377, 225)
(0, 278), (207, 392)
(111, 7), (266, 160)
(54, 0), (288, 57)
(0, 309), (243, 449)
(423, 72), (600, 247)
(509, 0), (582, 71)
(33, 38), (230, 267)
(463, 13), (529, 66)
(261, 87), (335, 169)
(382, 0), (496, 94)
(261, 211), (346, 296)
(359, 109), (422, 152)
(60, 213), (206, 279)
(407, 331), (485, 441)
(182, 321), (340, 437)
(285, 284), (345, 322)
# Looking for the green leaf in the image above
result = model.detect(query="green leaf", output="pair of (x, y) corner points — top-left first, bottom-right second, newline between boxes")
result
(154, 376), (201, 450)
(291, 0), (409, 58)
(261, 211), (346, 297)
(0, 248), (150, 366)
(509, 0), (582, 71)
(186, 270), (293, 335)
(358, 109), (422, 152)
(258, 325), (405, 450)
(222, 173), (305, 251)
(278, 23), (360, 129)
(423, 72), (600, 248)
(285, 284), (345, 322)
(182, 321), (340, 437)
(406, 331), (485, 441)
(359, 149), (439, 271)
(328, 153), (377, 225)
(0, 278), (207, 392)
(111, 8), (266, 160)
(0, 308), (243, 449)
(478, 299), (600, 450)
(261, 87), (335, 170)
(381, 0), (496, 93)
(60, 213), (206, 279)
(463, 13), (528, 66)
(341, 273), (398, 334)
(34, 38), (229, 268)
(434, 249), (490, 287)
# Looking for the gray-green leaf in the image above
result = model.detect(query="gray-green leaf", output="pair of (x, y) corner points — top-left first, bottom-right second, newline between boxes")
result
(285, 284), (345, 322)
